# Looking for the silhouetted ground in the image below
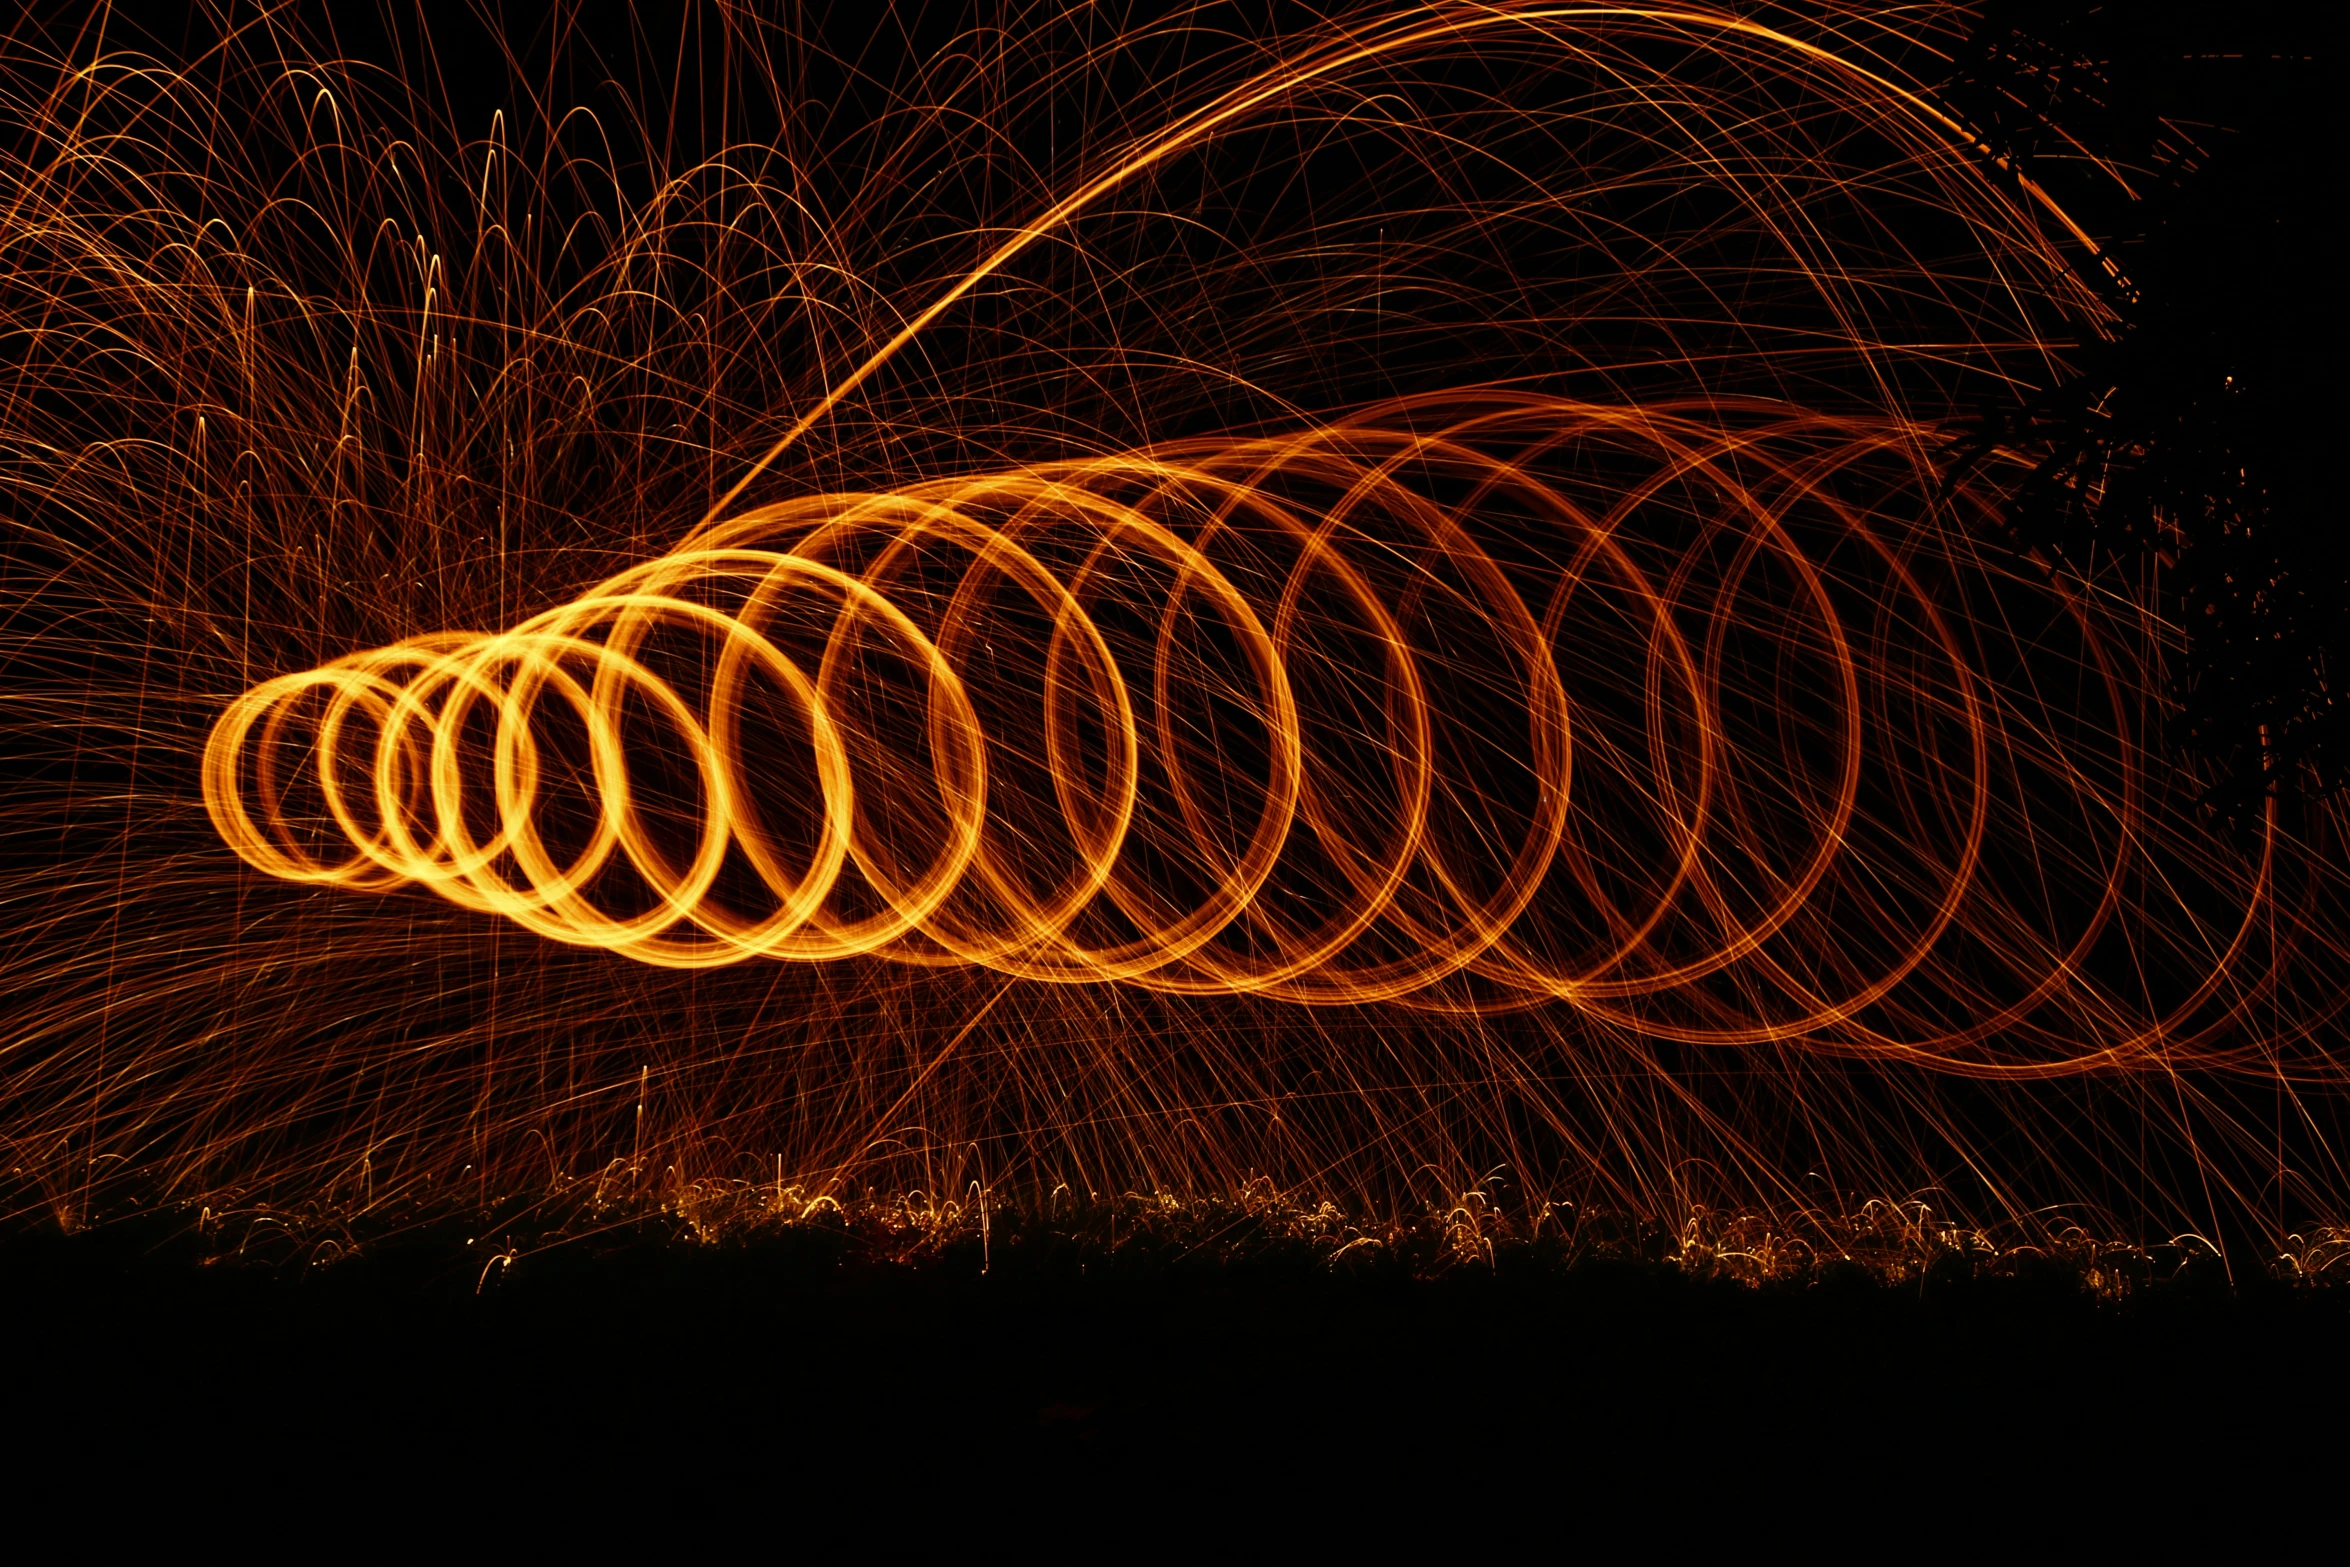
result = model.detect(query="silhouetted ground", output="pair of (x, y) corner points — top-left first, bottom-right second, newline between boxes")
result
(4, 1218), (2341, 1536)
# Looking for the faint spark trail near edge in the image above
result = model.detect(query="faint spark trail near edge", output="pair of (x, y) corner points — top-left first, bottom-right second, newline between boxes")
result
(695, 5), (2117, 531)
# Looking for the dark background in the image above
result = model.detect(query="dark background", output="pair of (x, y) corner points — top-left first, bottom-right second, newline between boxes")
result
(2, 3), (2342, 1524)
(8, 1210), (2346, 1529)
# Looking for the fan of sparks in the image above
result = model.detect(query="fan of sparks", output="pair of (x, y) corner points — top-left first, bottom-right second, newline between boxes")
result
(6, 1), (2345, 1241)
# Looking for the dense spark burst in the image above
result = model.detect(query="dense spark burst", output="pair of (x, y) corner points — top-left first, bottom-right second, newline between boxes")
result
(4, 3), (2342, 1262)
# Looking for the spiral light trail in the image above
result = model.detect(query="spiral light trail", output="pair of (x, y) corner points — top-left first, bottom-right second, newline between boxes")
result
(207, 394), (2301, 1080)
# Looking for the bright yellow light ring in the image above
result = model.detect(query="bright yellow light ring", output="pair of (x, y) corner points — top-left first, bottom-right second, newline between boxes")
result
(204, 395), (2275, 1077)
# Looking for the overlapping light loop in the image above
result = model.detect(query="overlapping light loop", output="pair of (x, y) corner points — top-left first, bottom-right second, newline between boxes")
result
(206, 395), (2281, 1075)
